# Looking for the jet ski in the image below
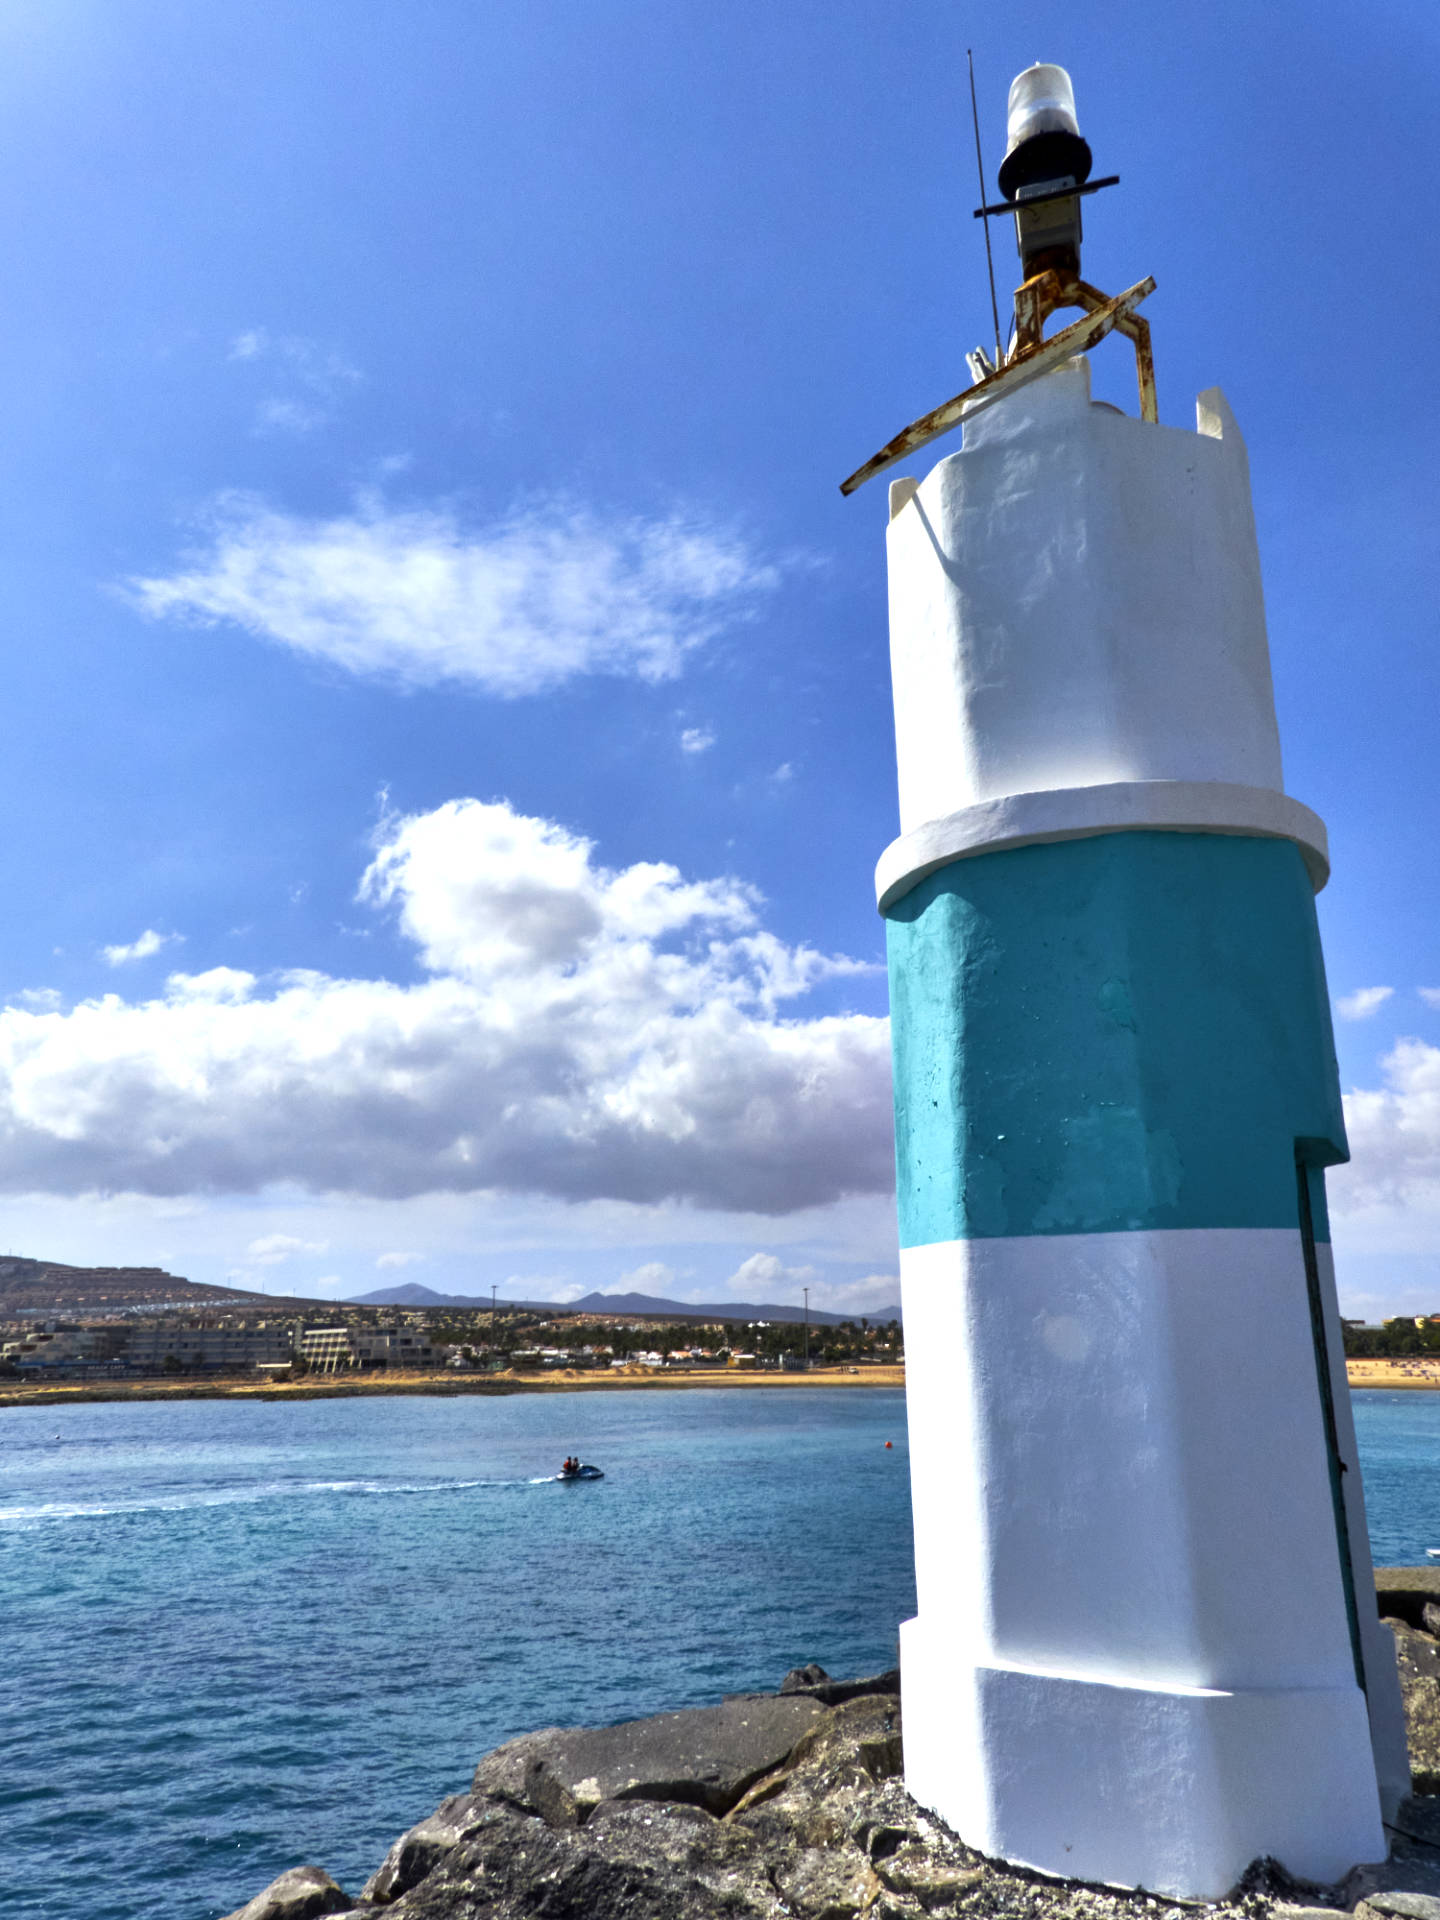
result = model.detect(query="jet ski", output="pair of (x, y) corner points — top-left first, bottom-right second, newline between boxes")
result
(557, 1462), (604, 1481)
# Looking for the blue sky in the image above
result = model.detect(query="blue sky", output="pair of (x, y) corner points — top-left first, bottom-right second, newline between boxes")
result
(0, 0), (1433, 1317)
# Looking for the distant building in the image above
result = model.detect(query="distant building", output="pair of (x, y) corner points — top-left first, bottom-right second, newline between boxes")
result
(126, 1322), (292, 1373)
(349, 1327), (436, 1368)
(4, 1324), (129, 1371)
(297, 1327), (357, 1371)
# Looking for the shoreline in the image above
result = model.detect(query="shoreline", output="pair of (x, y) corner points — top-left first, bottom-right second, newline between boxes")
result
(0, 1362), (905, 1411)
(6, 1358), (1432, 1406)
(8, 1357), (1435, 1406)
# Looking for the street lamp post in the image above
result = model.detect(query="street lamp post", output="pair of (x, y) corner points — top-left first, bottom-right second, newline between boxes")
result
(803, 1286), (810, 1371)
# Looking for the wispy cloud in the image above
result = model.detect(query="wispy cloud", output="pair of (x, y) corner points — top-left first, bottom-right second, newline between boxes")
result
(256, 397), (328, 435)
(0, 798), (892, 1212)
(1336, 986), (1394, 1021)
(125, 495), (782, 696)
(376, 1250), (424, 1269)
(103, 929), (182, 967)
(248, 1233), (328, 1265)
(227, 328), (362, 435)
(680, 726), (715, 755)
(1419, 989), (1440, 1010)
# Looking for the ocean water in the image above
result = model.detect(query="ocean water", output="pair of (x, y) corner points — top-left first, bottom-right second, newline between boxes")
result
(3, 1386), (1435, 1920)
(0, 1388), (914, 1920)
(1350, 1389), (1440, 1565)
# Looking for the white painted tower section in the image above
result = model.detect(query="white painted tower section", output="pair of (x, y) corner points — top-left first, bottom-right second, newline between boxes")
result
(882, 355), (1407, 1897)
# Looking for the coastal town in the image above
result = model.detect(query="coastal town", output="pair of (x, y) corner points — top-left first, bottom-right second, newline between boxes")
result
(0, 1255), (904, 1390)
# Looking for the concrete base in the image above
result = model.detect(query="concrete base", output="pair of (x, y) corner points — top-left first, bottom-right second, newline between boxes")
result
(895, 1228), (1400, 1896)
(900, 1616), (1386, 1898)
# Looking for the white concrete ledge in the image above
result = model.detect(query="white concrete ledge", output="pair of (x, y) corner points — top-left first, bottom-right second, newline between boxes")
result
(900, 1623), (1384, 1898)
(875, 780), (1330, 913)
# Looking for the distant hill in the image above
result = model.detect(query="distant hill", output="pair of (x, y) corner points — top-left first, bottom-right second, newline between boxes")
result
(0, 1259), (902, 1326)
(0, 1256), (331, 1317)
(348, 1281), (483, 1309)
(347, 1280), (902, 1326)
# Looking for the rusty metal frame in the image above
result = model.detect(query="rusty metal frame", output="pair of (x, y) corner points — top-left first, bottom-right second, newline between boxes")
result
(840, 271), (1157, 497)
(1013, 270), (1156, 423)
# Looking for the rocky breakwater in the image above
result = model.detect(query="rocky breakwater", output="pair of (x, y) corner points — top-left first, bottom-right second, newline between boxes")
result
(224, 1585), (1440, 1920)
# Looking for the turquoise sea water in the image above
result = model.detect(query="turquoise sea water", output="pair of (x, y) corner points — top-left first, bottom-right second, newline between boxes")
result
(2, 1385), (1436, 1920)
(0, 1388), (914, 1920)
(1350, 1389), (1440, 1566)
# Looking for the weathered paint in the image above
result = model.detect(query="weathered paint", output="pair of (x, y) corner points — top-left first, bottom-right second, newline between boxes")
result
(886, 830), (1345, 1249)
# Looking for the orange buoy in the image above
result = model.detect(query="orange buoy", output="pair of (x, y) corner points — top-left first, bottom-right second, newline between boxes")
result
(884, 1440), (893, 1448)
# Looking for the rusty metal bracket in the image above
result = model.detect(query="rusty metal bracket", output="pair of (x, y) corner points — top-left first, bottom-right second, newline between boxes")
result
(1013, 271), (1156, 423)
(839, 272), (1157, 498)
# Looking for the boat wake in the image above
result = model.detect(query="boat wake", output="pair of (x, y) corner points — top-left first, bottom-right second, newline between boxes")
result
(0, 1474), (546, 1529)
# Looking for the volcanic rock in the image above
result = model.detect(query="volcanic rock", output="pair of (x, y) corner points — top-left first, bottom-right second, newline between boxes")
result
(218, 1864), (355, 1920)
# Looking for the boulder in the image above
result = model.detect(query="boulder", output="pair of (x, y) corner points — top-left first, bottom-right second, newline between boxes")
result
(362, 1693), (923, 1920)
(361, 1793), (490, 1904)
(784, 1692), (903, 1784)
(231, 1649), (1440, 1920)
(772, 1662), (901, 1708)
(781, 1662), (832, 1693)
(471, 1691), (825, 1824)
(773, 1845), (881, 1917)
(1361, 1898), (1440, 1920)
(873, 1841), (984, 1902)
(1387, 1621), (1440, 1793)
(218, 1864), (354, 1920)
(1377, 1567), (1440, 1631)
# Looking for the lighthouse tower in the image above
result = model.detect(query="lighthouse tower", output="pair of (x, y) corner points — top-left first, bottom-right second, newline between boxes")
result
(850, 66), (1408, 1899)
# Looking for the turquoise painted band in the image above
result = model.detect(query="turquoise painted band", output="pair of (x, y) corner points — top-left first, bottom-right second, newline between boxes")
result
(885, 831), (1345, 1249)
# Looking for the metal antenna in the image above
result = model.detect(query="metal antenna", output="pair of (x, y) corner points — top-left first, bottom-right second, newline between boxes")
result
(968, 49), (1003, 369)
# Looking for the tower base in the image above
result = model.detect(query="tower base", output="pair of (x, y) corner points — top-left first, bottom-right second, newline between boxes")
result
(900, 1615), (1385, 1899)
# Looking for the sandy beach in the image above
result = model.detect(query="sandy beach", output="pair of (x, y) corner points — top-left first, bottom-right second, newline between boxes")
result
(0, 1363), (906, 1411)
(10, 1359), (1430, 1407)
(1347, 1358), (1440, 1391)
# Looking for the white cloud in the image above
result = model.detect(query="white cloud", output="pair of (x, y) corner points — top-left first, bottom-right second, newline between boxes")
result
(376, 1250), (424, 1269)
(611, 1261), (679, 1295)
(680, 727), (714, 755)
(126, 495), (781, 696)
(0, 798), (892, 1212)
(247, 1233), (328, 1265)
(1419, 989), (1440, 1010)
(719, 1252), (900, 1320)
(725, 1250), (821, 1299)
(103, 929), (181, 967)
(1335, 1038), (1440, 1216)
(16, 989), (61, 1012)
(1336, 986), (1394, 1021)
